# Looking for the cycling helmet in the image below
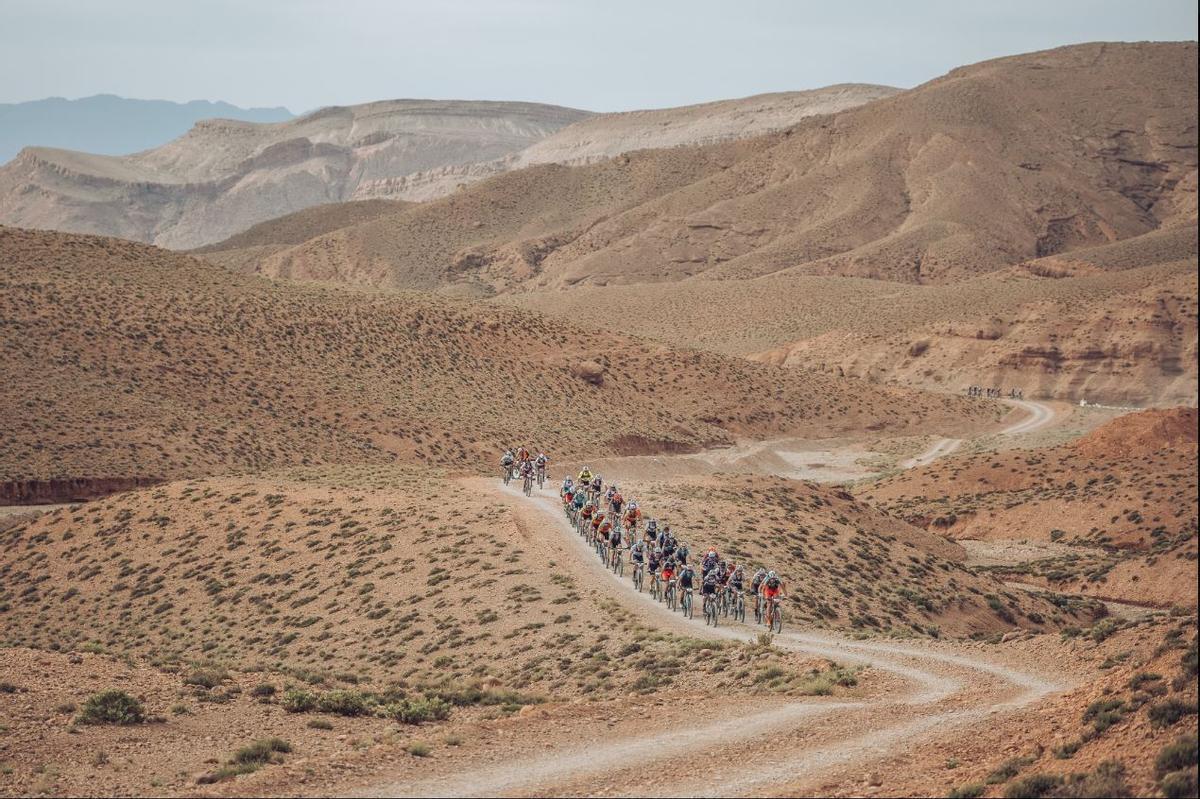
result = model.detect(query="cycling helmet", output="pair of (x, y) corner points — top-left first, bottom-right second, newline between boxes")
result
(767, 570), (777, 579)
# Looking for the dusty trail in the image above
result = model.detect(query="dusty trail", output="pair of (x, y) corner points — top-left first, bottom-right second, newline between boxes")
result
(902, 399), (1057, 469)
(367, 478), (1071, 798)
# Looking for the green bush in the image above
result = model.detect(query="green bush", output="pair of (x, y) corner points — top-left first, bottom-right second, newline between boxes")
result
(946, 784), (984, 799)
(316, 689), (370, 716)
(77, 690), (145, 725)
(381, 696), (452, 724)
(281, 688), (317, 713)
(250, 683), (276, 698)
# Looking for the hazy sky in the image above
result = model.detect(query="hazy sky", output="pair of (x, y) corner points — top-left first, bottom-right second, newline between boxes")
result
(2, 0), (1197, 113)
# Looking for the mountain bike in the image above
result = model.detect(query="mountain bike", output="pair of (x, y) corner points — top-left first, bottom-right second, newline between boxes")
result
(536, 464), (547, 490)
(502, 464), (513, 486)
(632, 561), (644, 591)
(664, 579), (676, 611)
(596, 536), (607, 564)
(703, 592), (719, 627)
(680, 586), (694, 618)
(650, 572), (662, 601)
(610, 545), (624, 576)
(731, 589), (746, 623)
(765, 597), (783, 633)
(523, 472), (533, 496)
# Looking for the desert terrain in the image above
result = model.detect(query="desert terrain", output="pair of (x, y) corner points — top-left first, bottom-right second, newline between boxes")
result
(1, 36), (1197, 799)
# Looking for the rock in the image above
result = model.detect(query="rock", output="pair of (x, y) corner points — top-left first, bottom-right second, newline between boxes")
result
(570, 360), (605, 386)
(868, 772), (884, 787)
(1001, 631), (1021, 643)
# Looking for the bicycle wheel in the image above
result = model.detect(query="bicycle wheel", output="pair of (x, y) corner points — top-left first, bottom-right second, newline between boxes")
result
(666, 586), (675, 611)
(771, 605), (783, 634)
(736, 595), (746, 623)
(616, 553), (624, 577)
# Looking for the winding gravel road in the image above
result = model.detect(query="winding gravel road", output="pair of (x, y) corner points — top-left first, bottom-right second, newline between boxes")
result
(368, 474), (1071, 798)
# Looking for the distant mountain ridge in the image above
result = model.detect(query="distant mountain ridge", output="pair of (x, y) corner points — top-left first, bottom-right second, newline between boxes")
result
(0, 94), (293, 162)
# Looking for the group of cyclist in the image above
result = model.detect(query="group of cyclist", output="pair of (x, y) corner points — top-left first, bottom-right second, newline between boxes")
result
(555, 465), (787, 631)
(500, 446), (550, 494)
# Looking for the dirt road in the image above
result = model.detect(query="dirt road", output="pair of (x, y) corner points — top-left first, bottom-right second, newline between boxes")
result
(901, 399), (1057, 469)
(364, 479), (1074, 798)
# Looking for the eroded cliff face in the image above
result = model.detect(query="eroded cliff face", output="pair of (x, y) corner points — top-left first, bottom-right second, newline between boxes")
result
(0, 477), (162, 505)
(762, 263), (1197, 406)
(0, 100), (591, 249)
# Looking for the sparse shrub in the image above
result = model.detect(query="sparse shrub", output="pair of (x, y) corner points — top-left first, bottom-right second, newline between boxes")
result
(1148, 699), (1197, 728)
(987, 756), (1033, 784)
(1160, 768), (1197, 799)
(183, 667), (228, 689)
(306, 718), (333, 730)
(1002, 773), (1061, 798)
(1089, 618), (1119, 643)
(406, 741), (430, 757)
(1054, 760), (1130, 798)
(947, 784), (984, 799)
(77, 690), (144, 725)
(1156, 735), (1198, 778)
(250, 683), (277, 699)
(232, 738), (291, 765)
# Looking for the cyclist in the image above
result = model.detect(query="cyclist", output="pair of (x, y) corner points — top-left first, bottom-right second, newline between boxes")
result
(701, 565), (720, 612)
(623, 501), (641, 533)
(728, 564), (745, 593)
(678, 562), (696, 594)
(516, 444), (530, 464)
(750, 567), (767, 619)
(644, 518), (659, 547)
(560, 476), (574, 498)
(761, 570), (786, 625)
(589, 474), (603, 501)
(519, 458), (535, 483)
(535, 451), (549, 480)
(676, 540), (690, 566)
(578, 465), (593, 485)
(630, 538), (646, 568)
(701, 546), (720, 578)
(580, 498), (596, 531)
(608, 520), (623, 555)
(661, 527), (677, 559)
(661, 554), (677, 598)
(648, 547), (663, 590)
(609, 486), (624, 518)
(500, 449), (515, 477)
(591, 508), (607, 542)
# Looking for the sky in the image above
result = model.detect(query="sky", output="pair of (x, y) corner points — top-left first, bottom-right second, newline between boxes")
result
(2, 0), (1197, 113)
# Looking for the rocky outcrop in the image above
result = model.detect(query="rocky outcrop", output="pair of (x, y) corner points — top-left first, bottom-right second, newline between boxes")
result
(0, 477), (162, 505)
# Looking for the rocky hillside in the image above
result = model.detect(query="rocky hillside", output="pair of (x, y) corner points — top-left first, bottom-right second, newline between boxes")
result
(0, 226), (989, 492)
(224, 42), (1196, 291)
(0, 100), (590, 248)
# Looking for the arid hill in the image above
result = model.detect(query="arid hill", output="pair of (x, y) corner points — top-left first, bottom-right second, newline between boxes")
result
(509, 237), (1198, 406)
(0, 226), (989, 493)
(858, 408), (1199, 607)
(0, 100), (590, 248)
(507, 85), (898, 168)
(191, 199), (410, 274)
(0, 88), (898, 252)
(620, 474), (1093, 638)
(221, 42), (1196, 292)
